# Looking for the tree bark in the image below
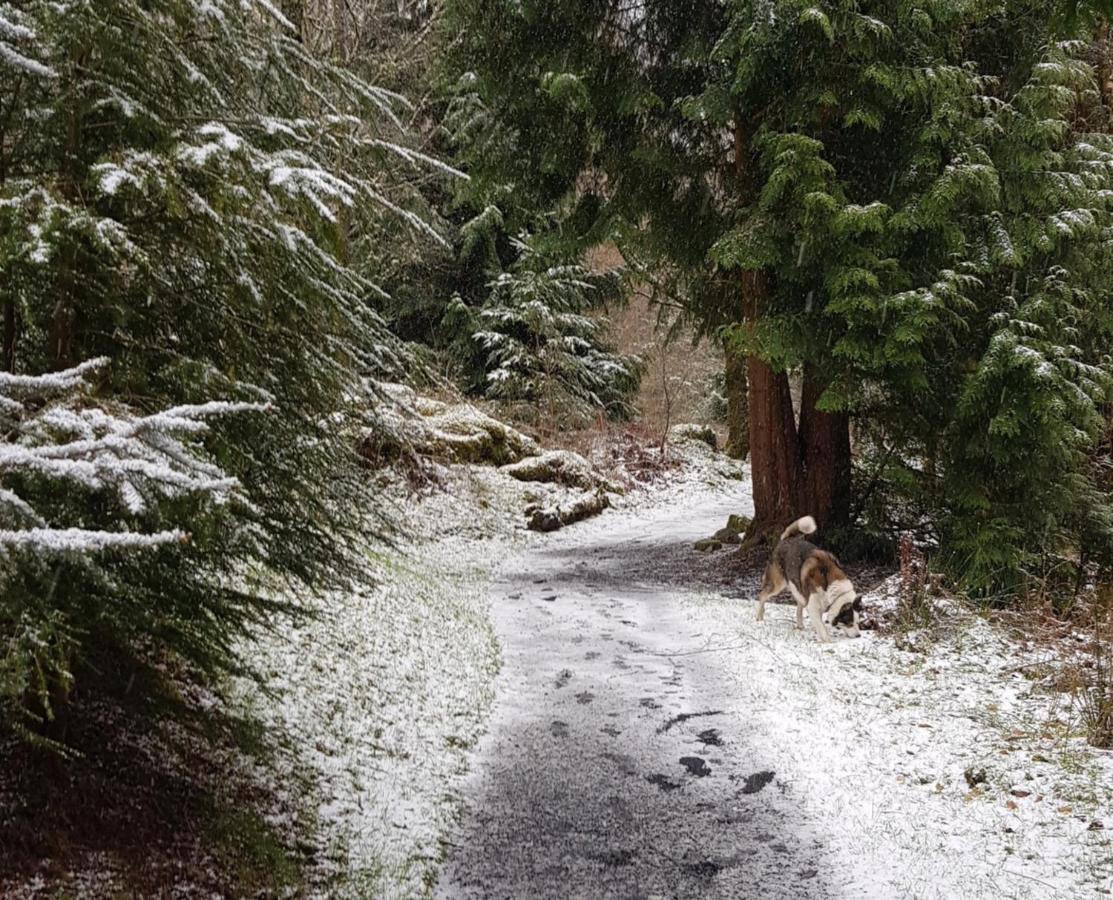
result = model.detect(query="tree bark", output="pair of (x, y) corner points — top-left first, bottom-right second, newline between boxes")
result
(50, 49), (86, 371)
(739, 265), (802, 535)
(281, 0), (305, 43)
(798, 365), (851, 531)
(2, 300), (15, 373)
(723, 337), (748, 459)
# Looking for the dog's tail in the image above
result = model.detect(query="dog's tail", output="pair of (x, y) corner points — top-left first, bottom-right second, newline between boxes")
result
(780, 515), (817, 541)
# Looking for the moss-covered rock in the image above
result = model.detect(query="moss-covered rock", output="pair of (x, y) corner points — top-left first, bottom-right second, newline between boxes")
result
(669, 423), (718, 449)
(363, 384), (540, 467)
(726, 514), (752, 535)
(526, 489), (610, 532)
(694, 538), (723, 552)
(501, 450), (620, 493)
(693, 513), (752, 551)
(424, 406), (539, 465)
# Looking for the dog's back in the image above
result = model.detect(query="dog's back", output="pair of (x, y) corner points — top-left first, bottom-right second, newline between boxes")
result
(772, 535), (818, 594)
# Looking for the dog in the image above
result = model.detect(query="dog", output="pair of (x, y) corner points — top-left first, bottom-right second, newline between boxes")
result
(755, 515), (862, 642)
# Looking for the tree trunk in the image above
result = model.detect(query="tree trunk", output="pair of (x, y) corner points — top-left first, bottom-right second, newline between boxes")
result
(281, 0), (305, 43)
(798, 365), (851, 531)
(723, 337), (748, 459)
(740, 270), (802, 541)
(50, 50), (86, 372)
(2, 299), (15, 373)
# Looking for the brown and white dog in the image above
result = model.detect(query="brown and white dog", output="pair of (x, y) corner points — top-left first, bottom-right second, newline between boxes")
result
(756, 515), (861, 642)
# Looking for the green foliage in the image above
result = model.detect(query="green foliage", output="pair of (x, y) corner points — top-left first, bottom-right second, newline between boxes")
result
(0, 0), (432, 742)
(448, 0), (1113, 596)
(472, 246), (641, 426)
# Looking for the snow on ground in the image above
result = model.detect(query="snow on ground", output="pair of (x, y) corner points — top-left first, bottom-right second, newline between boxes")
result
(688, 580), (1113, 899)
(236, 429), (1112, 898)
(229, 467), (520, 897)
(526, 467), (1113, 899)
(438, 442), (1113, 899)
(228, 432), (741, 897)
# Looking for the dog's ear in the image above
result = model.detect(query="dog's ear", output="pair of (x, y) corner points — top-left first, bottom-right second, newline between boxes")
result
(852, 596), (863, 611)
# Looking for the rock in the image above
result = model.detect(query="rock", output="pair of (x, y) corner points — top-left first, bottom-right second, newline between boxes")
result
(669, 423), (718, 449)
(424, 406), (540, 465)
(693, 513), (751, 551)
(727, 514), (752, 534)
(694, 539), (723, 553)
(362, 384), (540, 468)
(527, 489), (610, 532)
(964, 766), (988, 788)
(502, 449), (620, 492)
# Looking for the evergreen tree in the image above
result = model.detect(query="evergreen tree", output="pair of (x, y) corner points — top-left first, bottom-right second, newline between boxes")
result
(447, 0), (1113, 593)
(467, 243), (640, 428)
(0, 360), (264, 743)
(0, 0), (437, 740)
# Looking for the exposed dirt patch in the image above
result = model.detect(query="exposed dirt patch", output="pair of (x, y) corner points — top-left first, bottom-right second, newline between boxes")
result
(533, 532), (892, 615)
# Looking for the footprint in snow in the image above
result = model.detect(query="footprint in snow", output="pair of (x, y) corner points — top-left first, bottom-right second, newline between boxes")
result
(554, 669), (573, 688)
(680, 756), (712, 777)
(575, 691), (595, 704)
(738, 771), (775, 794)
(550, 720), (569, 738)
(645, 773), (682, 792)
(696, 728), (724, 746)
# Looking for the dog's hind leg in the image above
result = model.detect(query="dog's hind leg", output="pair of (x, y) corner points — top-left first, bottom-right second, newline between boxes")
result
(786, 583), (806, 630)
(756, 568), (785, 623)
(806, 592), (833, 643)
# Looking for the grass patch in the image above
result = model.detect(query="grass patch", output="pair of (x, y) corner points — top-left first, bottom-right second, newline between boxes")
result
(203, 799), (304, 893)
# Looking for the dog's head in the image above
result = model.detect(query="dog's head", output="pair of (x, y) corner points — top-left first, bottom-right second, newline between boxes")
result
(828, 591), (863, 638)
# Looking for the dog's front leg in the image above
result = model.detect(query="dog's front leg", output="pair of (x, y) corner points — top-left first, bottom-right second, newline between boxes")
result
(795, 603), (804, 630)
(806, 593), (832, 643)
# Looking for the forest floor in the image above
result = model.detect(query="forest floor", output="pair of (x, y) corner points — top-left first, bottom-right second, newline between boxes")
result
(3, 428), (1112, 898)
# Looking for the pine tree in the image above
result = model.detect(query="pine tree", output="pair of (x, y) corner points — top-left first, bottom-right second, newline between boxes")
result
(468, 244), (640, 428)
(0, 359), (265, 742)
(447, 0), (1113, 592)
(0, 0), (440, 740)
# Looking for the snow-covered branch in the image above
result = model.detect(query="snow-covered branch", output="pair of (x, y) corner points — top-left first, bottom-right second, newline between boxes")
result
(0, 359), (265, 553)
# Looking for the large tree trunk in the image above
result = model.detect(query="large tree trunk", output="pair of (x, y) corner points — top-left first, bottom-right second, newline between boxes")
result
(798, 365), (851, 531)
(740, 270), (801, 540)
(723, 337), (748, 459)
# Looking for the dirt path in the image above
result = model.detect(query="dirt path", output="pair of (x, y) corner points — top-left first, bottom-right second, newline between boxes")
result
(436, 488), (833, 900)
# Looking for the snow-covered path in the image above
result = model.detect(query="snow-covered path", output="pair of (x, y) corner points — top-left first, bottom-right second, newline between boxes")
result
(437, 480), (1113, 900)
(436, 486), (835, 899)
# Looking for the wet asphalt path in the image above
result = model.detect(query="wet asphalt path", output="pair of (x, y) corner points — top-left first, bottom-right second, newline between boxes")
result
(436, 492), (833, 900)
